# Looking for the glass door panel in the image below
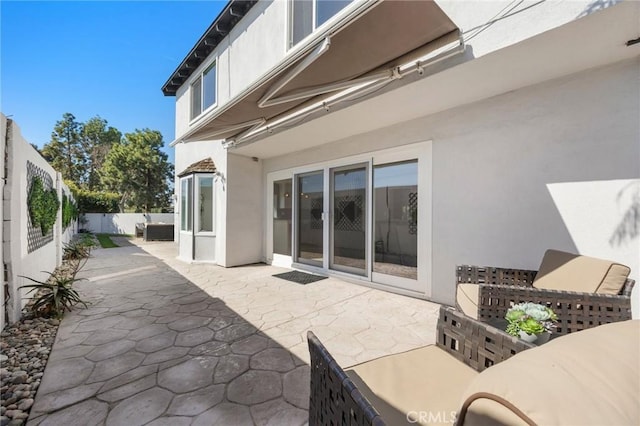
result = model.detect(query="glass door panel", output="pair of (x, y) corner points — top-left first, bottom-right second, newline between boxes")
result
(273, 179), (292, 256)
(330, 164), (367, 275)
(296, 171), (324, 266)
(373, 161), (418, 280)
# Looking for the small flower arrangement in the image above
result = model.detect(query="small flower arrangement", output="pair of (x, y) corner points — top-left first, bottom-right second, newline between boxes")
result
(505, 302), (558, 338)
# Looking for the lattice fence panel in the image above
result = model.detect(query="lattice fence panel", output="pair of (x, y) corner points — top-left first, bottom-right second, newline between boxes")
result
(26, 161), (55, 253)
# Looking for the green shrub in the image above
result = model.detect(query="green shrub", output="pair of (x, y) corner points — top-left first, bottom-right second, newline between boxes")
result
(28, 177), (60, 235)
(78, 190), (120, 213)
(62, 194), (79, 230)
(65, 180), (120, 214)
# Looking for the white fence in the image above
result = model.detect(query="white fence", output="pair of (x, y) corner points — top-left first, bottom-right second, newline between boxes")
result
(1, 114), (78, 329)
(83, 213), (174, 236)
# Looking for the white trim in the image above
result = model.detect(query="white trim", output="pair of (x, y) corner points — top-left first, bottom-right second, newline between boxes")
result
(189, 59), (219, 125)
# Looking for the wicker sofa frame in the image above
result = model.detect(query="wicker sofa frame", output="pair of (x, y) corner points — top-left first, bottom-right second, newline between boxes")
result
(456, 265), (635, 335)
(307, 306), (534, 426)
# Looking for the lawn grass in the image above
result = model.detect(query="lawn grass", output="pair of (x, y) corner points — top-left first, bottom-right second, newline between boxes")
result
(95, 234), (119, 248)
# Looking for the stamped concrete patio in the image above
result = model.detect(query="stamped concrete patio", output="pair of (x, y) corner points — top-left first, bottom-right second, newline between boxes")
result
(27, 238), (440, 425)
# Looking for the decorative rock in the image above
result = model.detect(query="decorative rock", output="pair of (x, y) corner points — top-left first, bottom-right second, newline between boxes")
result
(10, 373), (27, 385)
(0, 267), (67, 426)
(17, 400), (33, 411)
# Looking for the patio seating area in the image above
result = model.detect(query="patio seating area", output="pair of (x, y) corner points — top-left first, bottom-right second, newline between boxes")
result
(309, 306), (639, 425)
(308, 249), (638, 426)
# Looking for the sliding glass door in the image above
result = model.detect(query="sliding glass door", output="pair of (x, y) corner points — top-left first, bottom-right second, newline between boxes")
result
(373, 161), (418, 280)
(278, 140), (429, 295)
(296, 171), (324, 266)
(330, 164), (368, 275)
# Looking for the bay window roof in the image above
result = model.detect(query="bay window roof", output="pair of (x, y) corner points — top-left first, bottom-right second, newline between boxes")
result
(178, 158), (217, 177)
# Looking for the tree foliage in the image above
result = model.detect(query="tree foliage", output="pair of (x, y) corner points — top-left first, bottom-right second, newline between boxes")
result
(101, 129), (174, 213)
(43, 113), (173, 213)
(81, 116), (122, 190)
(65, 180), (120, 214)
(42, 113), (84, 183)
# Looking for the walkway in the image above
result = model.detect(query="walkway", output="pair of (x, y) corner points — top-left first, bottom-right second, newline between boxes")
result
(28, 239), (440, 425)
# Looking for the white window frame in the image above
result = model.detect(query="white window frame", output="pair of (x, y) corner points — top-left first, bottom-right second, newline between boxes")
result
(180, 176), (193, 232)
(287, 0), (356, 50)
(190, 59), (218, 122)
(195, 174), (216, 236)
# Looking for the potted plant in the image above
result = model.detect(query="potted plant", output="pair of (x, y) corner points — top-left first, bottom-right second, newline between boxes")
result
(505, 302), (558, 343)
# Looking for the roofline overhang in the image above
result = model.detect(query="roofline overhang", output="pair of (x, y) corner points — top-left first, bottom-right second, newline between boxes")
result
(161, 0), (258, 96)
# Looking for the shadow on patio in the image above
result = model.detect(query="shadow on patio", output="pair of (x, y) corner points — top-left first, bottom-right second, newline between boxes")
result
(27, 239), (440, 425)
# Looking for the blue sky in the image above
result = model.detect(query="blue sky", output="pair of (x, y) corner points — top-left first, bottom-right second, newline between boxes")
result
(1, 0), (227, 164)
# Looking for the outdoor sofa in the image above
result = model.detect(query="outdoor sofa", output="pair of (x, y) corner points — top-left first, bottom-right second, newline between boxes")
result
(142, 223), (174, 241)
(307, 306), (639, 425)
(456, 249), (635, 336)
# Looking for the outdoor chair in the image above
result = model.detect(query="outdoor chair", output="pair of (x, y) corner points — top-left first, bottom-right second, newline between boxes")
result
(307, 306), (639, 425)
(456, 249), (635, 335)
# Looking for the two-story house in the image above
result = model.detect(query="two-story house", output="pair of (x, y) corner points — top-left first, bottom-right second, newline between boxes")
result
(163, 0), (639, 312)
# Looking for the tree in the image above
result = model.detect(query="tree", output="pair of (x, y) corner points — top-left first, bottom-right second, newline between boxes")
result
(42, 113), (85, 183)
(81, 116), (122, 190)
(101, 129), (173, 213)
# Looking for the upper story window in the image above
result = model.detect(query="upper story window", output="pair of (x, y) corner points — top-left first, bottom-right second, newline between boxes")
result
(191, 61), (217, 120)
(290, 0), (352, 48)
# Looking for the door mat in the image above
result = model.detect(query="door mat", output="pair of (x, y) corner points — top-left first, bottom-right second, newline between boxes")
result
(273, 271), (328, 285)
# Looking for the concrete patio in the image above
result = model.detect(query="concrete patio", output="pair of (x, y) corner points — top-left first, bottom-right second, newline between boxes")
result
(27, 238), (440, 425)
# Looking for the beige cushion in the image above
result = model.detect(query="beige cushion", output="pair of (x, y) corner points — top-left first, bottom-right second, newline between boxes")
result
(456, 284), (479, 320)
(347, 345), (478, 426)
(533, 249), (630, 294)
(458, 320), (640, 426)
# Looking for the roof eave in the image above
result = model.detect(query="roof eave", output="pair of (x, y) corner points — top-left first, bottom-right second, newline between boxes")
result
(161, 0), (258, 96)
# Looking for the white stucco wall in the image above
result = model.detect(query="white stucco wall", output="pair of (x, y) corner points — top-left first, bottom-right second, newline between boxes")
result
(438, 0), (616, 58)
(224, 153), (263, 267)
(3, 119), (60, 324)
(261, 58), (640, 314)
(83, 213), (174, 236)
(1, 115), (6, 330)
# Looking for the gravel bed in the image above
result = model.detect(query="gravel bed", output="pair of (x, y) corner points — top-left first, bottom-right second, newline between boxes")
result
(0, 258), (82, 426)
(0, 316), (59, 426)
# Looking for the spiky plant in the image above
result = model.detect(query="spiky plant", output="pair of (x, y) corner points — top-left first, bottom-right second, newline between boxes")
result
(20, 274), (87, 318)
